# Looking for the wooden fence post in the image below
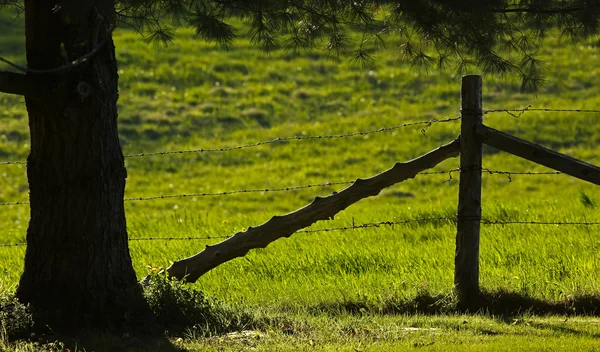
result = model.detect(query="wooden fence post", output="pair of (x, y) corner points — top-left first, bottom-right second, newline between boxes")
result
(454, 75), (483, 303)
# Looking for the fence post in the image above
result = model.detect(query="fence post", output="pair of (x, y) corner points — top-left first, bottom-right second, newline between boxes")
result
(454, 75), (483, 303)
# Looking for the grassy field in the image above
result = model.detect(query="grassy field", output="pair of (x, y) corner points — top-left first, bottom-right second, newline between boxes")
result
(3, 10), (600, 351)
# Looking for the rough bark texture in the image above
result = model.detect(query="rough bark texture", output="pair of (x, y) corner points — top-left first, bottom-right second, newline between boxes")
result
(164, 138), (460, 283)
(16, 0), (146, 332)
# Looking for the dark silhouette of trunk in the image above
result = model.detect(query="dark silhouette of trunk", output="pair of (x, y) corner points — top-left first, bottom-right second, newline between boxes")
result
(16, 0), (147, 332)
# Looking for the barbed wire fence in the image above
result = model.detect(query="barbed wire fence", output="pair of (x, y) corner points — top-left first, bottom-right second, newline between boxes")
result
(1, 106), (600, 248)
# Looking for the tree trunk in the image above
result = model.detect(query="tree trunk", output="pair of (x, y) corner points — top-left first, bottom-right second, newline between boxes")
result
(16, 0), (147, 332)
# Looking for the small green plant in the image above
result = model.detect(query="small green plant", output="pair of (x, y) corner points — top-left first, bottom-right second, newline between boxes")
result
(579, 190), (596, 208)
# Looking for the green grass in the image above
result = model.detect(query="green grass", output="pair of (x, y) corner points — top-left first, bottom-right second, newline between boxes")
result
(3, 10), (600, 351)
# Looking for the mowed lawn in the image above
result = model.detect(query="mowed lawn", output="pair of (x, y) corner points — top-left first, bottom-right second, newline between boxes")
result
(2, 11), (600, 351)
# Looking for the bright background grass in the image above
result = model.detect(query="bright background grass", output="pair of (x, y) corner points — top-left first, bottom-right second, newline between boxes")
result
(2, 10), (600, 351)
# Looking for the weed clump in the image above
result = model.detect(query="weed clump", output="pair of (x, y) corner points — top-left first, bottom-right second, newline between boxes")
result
(0, 295), (33, 340)
(291, 89), (312, 100)
(242, 108), (270, 128)
(143, 273), (256, 336)
(209, 86), (236, 97)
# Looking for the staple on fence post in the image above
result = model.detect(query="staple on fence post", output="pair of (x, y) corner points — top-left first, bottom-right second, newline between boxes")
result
(454, 75), (483, 303)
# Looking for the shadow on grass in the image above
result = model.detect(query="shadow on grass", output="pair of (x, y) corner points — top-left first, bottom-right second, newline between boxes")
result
(306, 289), (600, 320)
(528, 321), (600, 339)
(1, 274), (258, 352)
(12, 333), (185, 352)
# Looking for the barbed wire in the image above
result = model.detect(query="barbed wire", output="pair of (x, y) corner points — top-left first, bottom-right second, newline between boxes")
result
(0, 116), (460, 165)
(123, 116), (460, 158)
(3, 216), (600, 247)
(481, 168), (561, 182)
(123, 181), (354, 202)
(449, 167), (562, 182)
(3, 106), (599, 165)
(435, 167), (562, 183)
(481, 219), (600, 226)
(124, 170), (469, 202)
(298, 217), (454, 233)
(0, 201), (29, 206)
(0, 170), (459, 207)
(484, 105), (600, 118)
(0, 243), (25, 247)
(0, 235), (232, 247)
(129, 235), (230, 242)
(0, 167), (571, 207)
(0, 218), (451, 247)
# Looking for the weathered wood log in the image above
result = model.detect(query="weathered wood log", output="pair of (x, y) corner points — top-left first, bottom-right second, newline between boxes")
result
(476, 124), (600, 186)
(163, 138), (460, 282)
(455, 75), (483, 301)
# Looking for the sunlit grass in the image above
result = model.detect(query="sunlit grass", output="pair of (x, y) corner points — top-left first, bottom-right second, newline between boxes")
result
(2, 10), (600, 351)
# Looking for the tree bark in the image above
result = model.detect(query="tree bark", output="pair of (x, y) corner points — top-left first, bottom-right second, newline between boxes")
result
(16, 0), (147, 332)
(164, 138), (460, 283)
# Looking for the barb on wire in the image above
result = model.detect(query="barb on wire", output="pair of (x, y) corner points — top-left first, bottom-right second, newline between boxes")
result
(0, 161), (26, 165)
(420, 116), (460, 134)
(484, 106), (600, 117)
(484, 105), (532, 118)
(0, 26), (115, 75)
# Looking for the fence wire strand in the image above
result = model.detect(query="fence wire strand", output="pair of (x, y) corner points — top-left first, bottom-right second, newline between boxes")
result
(0, 170), (458, 207)
(0, 167), (572, 207)
(3, 106), (599, 164)
(481, 219), (600, 226)
(124, 181), (354, 202)
(4, 216), (600, 247)
(124, 116), (460, 158)
(0, 116), (460, 165)
(484, 105), (600, 118)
